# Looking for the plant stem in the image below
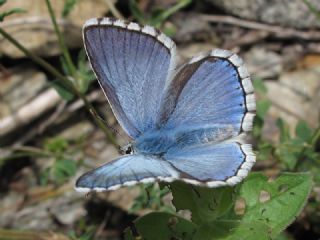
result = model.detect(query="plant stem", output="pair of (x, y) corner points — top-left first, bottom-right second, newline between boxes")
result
(0, 27), (74, 92)
(0, 28), (118, 148)
(45, 0), (77, 78)
(77, 92), (119, 147)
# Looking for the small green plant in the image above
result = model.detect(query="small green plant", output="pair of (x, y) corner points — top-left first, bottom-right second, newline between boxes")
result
(253, 79), (320, 184)
(125, 173), (312, 239)
(0, 0), (25, 22)
(129, 183), (174, 214)
(40, 137), (78, 185)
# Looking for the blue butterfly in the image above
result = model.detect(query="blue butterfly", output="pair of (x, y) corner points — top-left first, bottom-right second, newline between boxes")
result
(75, 18), (256, 192)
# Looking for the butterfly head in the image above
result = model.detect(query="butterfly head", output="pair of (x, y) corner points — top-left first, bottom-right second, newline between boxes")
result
(120, 143), (134, 155)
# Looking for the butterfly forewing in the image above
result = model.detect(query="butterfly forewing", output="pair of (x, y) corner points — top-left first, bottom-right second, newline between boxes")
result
(83, 18), (176, 138)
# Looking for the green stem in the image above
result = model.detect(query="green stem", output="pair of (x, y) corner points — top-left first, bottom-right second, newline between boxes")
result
(0, 28), (118, 148)
(78, 92), (119, 147)
(45, 0), (77, 77)
(0, 27), (74, 92)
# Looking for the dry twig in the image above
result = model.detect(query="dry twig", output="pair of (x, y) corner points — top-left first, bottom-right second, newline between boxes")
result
(201, 14), (320, 40)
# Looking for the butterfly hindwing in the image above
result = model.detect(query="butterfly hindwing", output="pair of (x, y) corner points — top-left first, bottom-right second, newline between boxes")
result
(83, 18), (176, 138)
(75, 154), (179, 192)
(164, 141), (255, 186)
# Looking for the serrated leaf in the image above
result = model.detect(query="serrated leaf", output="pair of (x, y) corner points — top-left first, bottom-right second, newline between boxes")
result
(238, 172), (312, 237)
(170, 181), (235, 224)
(124, 212), (198, 240)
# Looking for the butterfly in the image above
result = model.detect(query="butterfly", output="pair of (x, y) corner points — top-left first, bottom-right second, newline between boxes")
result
(75, 18), (256, 192)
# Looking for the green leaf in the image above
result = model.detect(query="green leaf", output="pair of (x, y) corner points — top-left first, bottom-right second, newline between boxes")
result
(129, 183), (173, 213)
(276, 118), (291, 142)
(275, 138), (304, 170)
(50, 80), (75, 101)
(253, 79), (267, 95)
(44, 137), (69, 153)
(256, 100), (271, 119)
(194, 220), (270, 240)
(77, 50), (95, 93)
(53, 159), (77, 183)
(124, 212), (198, 240)
(0, 8), (25, 22)
(295, 121), (312, 142)
(0, 0), (6, 6)
(253, 116), (264, 139)
(170, 181), (235, 224)
(256, 142), (273, 161)
(238, 172), (312, 237)
(129, 0), (146, 25)
(62, 0), (78, 17)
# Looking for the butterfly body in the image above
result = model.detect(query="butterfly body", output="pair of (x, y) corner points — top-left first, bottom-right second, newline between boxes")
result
(76, 18), (256, 192)
(133, 129), (176, 155)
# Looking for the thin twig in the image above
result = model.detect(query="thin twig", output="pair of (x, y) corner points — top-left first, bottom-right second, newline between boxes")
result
(200, 14), (320, 40)
(0, 27), (74, 92)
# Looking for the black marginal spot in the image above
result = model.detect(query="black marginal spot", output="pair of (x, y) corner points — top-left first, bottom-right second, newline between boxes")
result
(231, 142), (247, 178)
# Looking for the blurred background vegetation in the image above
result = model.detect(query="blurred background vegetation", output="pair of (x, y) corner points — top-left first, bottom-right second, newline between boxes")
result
(0, 0), (320, 239)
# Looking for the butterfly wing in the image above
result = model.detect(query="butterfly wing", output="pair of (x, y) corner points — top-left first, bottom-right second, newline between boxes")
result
(75, 154), (179, 192)
(164, 142), (255, 186)
(156, 49), (256, 185)
(158, 49), (255, 145)
(83, 18), (176, 138)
